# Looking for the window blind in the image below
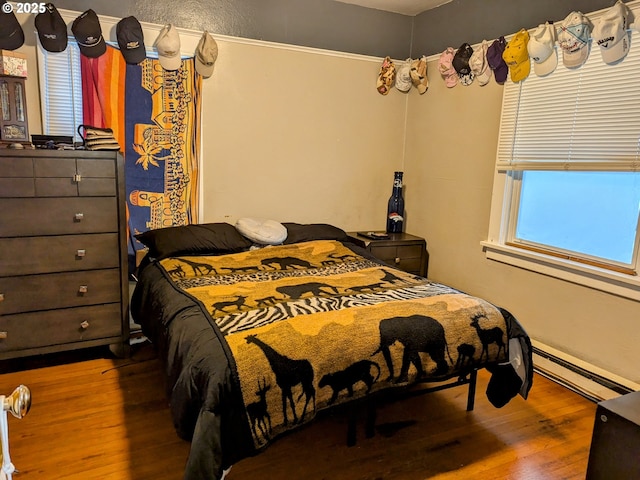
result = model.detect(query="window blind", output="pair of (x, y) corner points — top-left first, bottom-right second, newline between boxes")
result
(496, 29), (640, 172)
(37, 41), (83, 142)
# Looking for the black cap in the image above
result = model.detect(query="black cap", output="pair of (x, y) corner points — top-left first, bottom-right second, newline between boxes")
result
(452, 42), (475, 85)
(116, 16), (146, 64)
(72, 9), (106, 58)
(0, 1), (25, 50)
(35, 3), (68, 53)
(452, 43), (474, 75)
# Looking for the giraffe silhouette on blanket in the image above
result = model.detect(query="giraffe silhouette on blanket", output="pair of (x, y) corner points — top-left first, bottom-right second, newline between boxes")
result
(245, 334), (316, 425)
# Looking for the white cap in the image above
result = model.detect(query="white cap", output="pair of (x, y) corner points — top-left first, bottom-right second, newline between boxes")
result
(528, 23), (558, 77)
(195, 31), (218, 78)
(592, 0), (630, 65)
(558, 11), (592, 69)
(468, 40), (492, 86)
(154, 24), (182, 71)
(395, 59), (412, 92)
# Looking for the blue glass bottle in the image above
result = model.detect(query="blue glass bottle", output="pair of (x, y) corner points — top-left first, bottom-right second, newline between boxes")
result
(386, 171), (404, 233)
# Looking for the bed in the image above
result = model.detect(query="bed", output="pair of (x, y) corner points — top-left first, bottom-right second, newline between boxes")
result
(131, 222), (533, 480)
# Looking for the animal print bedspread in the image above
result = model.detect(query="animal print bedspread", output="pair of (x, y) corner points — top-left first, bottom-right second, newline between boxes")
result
(159, 240), (510, 449)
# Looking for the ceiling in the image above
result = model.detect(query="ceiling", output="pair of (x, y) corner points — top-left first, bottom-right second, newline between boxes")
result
(333, 0), (452, 16)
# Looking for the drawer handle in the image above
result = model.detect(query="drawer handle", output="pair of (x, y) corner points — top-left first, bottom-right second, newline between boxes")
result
(395, 257), (401, 264)
(78, 285), (88, 294)
(80, 321), (89, 330)
(73, 173), (82, 182)
(0, 293), (4, 302)
(76, 249), (86, 258)
(74, 213), (84, 221)
(0, 332), (7, 339)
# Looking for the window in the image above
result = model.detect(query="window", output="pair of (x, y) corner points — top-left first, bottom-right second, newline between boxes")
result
(36, 41), (84, 143)
(484, 29), (640, 300)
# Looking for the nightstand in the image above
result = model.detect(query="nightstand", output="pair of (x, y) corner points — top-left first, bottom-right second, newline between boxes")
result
(347, 232), (428, 277)
(586, 391), (640, 480)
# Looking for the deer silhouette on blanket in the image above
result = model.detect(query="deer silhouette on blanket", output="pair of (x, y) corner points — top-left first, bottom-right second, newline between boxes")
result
(245, 335), (316, 426)
(246, 377), (272, 442)
(167, 264), (185, 278)
(470, 313), (506, 362)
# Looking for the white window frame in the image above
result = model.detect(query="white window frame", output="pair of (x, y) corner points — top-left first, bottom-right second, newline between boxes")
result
(483, 14), (640, 302)
(36, 40), (84, 143)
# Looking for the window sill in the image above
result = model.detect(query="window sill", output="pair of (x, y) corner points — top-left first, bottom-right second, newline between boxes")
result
(481, 241), (640, 302)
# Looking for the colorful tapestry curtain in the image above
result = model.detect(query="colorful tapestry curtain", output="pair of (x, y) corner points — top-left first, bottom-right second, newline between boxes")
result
(80, 45), (126, 146)
(81, 48), (202, 271)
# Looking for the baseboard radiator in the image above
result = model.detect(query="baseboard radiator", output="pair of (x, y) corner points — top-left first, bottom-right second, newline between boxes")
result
(532, 343), (639, 403)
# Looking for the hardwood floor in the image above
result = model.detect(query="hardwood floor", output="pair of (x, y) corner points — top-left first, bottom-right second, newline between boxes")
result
(0, 341), (597, 479)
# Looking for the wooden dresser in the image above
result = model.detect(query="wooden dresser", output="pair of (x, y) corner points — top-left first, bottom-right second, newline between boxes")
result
(0, 150), (129, 359)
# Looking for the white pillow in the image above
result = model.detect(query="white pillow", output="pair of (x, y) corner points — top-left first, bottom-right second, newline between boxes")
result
(235, 218), (287, 245)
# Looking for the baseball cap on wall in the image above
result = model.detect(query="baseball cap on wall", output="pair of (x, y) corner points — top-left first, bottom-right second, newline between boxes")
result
(72, 9), (106, 58)
(592, 0), (630, 65)
(195, 31), (218, 78)
(452, 43), (475, 86)
(503, 29), (531, 83)
(409, 56), (428, 94)
(35, 3), (68, 53)
(469, 40), (492, 86)
(558, 11), (592, 69)
(154, 24), (182, 71)
(117, 16), (146, 65)
(438, 47), (458, 88)
(394, 59), (411, 92)
(528, 22), (557, 77)
(487, 36), (508, 85)
(0, 0), (25, 50)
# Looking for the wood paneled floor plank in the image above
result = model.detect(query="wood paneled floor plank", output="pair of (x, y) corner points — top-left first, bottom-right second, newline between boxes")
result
(0, 343), (597, 479)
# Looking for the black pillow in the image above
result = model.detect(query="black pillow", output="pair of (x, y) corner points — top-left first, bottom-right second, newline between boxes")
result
(135, 223), (253, 259)
(282, 223), (349, 244)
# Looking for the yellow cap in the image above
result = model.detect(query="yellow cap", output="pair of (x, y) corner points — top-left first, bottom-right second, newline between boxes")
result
(502, 29), (531, 83)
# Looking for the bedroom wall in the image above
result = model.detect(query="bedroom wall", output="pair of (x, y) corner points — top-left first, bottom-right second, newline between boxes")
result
(402, 28), (640, 386)
(197, 40), (408, 227)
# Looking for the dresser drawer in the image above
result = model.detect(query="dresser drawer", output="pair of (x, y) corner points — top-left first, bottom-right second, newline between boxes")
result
(0, 156), (116, 179)
(0, 157), (35, 196)
(0, 178), (35, 197)
(370, 244), (423, 261)
(34, 157), (115, 178)
(0, 269), (121, 315)
(0, 303), (122, 354)
(34, 177), (116, 197)
(370, 245), (424, 272)
(0, 197), (118, 236)
(0, 157), (34, 177)
(0, 233), (120, 276)
(0, 157), (117, 197)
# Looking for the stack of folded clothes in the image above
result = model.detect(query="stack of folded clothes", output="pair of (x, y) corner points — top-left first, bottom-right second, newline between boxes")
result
(78, 125), (120, 151)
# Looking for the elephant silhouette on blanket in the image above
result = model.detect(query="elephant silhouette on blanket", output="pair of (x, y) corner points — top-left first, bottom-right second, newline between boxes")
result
(373, 314), (452, 383)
